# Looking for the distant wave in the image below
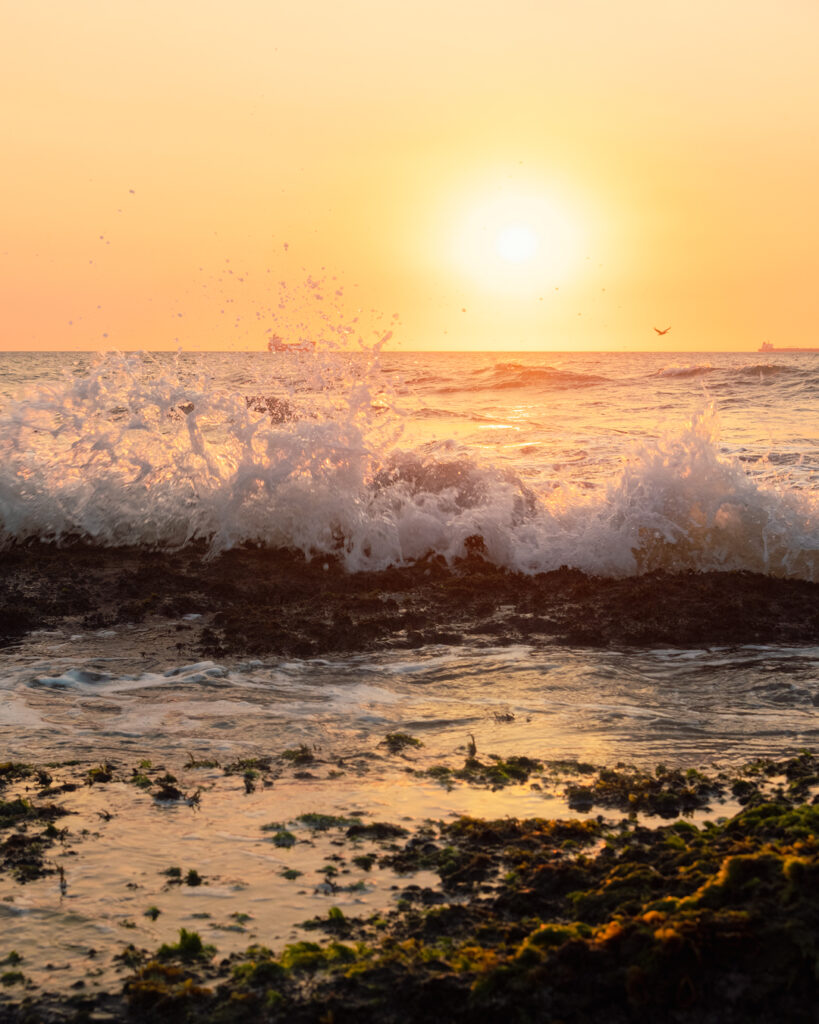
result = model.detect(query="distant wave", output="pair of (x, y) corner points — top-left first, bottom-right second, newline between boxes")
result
(489, 362), (609, 389)
(0, 354), (815, 581)
(735, 363), (794, 379)
(652, 362), (808, 383)
(652, 363), (715, 379)
(426, 362), (608, 393)
(414, 407), (472, 420)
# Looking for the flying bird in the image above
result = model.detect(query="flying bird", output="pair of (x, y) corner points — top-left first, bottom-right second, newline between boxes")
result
(654, 326), (671, 335)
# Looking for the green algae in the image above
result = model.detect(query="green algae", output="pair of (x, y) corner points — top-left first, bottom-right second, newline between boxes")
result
(424, 753), (543, 791)
(564, 762), (725, 817)
(269, 829), (296, 848)
(224, 756), (273, 776)
(0, 796), (67, 831)
(156, 928), (215, 963)
(544, 758), (597, 775)
(0, 793), (71, 882)
(302, 907), (352, 938)
(0, 764), (35, 787)
(126, 961), (213, 1019)
(231, 954), (285, 987)
(425, 764), (453, 787)
(185, 755), (220, 769)
(279, 940), (356, 972)
(0, 798), (37, 828)
(346, 821), (408, 841)
(152, 772), (189, 801)
(296, 812), (359, 831)
(86, 763), (114, 785)
(280, 746), (314, 766)
(130, 770), (152, 789)
(383, 733), (424, 754)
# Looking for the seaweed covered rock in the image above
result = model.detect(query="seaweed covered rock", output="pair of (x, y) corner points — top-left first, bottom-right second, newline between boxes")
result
(107, 799), (819, 1022)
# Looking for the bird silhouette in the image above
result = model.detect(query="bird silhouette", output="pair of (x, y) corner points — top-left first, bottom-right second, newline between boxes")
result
(654, 326), (671, 335)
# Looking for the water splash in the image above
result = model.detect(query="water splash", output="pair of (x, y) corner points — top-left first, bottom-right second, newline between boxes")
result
(0, 355), (815, 579)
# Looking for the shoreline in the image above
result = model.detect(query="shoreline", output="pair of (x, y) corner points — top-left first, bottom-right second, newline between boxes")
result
(2, 542), (818, 658)
(2, 542), (818, 1019)
(1, 747), (817, 1021)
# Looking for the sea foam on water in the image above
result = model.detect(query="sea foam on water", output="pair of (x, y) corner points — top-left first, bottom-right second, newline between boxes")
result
(0, 349), (815, 580)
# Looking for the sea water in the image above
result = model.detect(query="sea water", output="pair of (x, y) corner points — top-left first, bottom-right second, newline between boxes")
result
(0, 348), (817, 767)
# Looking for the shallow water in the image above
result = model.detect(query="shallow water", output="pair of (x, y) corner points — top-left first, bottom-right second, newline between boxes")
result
(0, 764), (549, 998)
(0, 348), (817, 766)
(2, 628), (818, 769)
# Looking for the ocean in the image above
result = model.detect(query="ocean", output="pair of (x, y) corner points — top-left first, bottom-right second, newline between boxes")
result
(0, 348), (816, 766)
(0, 347), (817, 1006)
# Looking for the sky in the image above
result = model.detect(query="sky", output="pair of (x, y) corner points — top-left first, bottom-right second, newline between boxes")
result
(2, 0), (818, 352)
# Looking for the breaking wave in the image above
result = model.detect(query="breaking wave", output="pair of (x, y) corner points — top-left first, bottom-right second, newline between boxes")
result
(0, 352), (816, 580)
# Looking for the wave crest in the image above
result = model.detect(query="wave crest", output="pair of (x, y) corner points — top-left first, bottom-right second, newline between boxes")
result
(652, 363), (715, 379)
(0, 355), (815, 580)
(424, 362), (607, 393)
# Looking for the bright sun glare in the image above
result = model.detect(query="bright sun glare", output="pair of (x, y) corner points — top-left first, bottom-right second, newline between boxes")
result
(495, 224), (540, 264)
(449, 188), (583, 294)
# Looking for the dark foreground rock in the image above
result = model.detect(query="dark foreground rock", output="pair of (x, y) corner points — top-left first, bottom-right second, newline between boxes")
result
(0, 541), (817, 656)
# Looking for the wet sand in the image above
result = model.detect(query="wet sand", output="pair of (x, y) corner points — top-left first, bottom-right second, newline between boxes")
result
(1, 541), (817, 658)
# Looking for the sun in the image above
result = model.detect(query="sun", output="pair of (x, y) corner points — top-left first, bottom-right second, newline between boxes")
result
(495, 224), (540, 264)
(448, 187), (584, 293)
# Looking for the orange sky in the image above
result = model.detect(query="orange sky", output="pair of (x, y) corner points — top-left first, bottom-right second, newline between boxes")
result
(2, 1), (818, 352)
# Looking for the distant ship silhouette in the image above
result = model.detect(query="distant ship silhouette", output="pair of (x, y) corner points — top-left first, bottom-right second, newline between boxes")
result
(758, 341), (819, 353)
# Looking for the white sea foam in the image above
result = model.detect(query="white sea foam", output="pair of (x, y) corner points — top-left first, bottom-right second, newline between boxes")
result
(31, 668), (113, 689)
(26, 661), (232, 694)
(0, 352), (815, 579)
(163, 661), (227, 679)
